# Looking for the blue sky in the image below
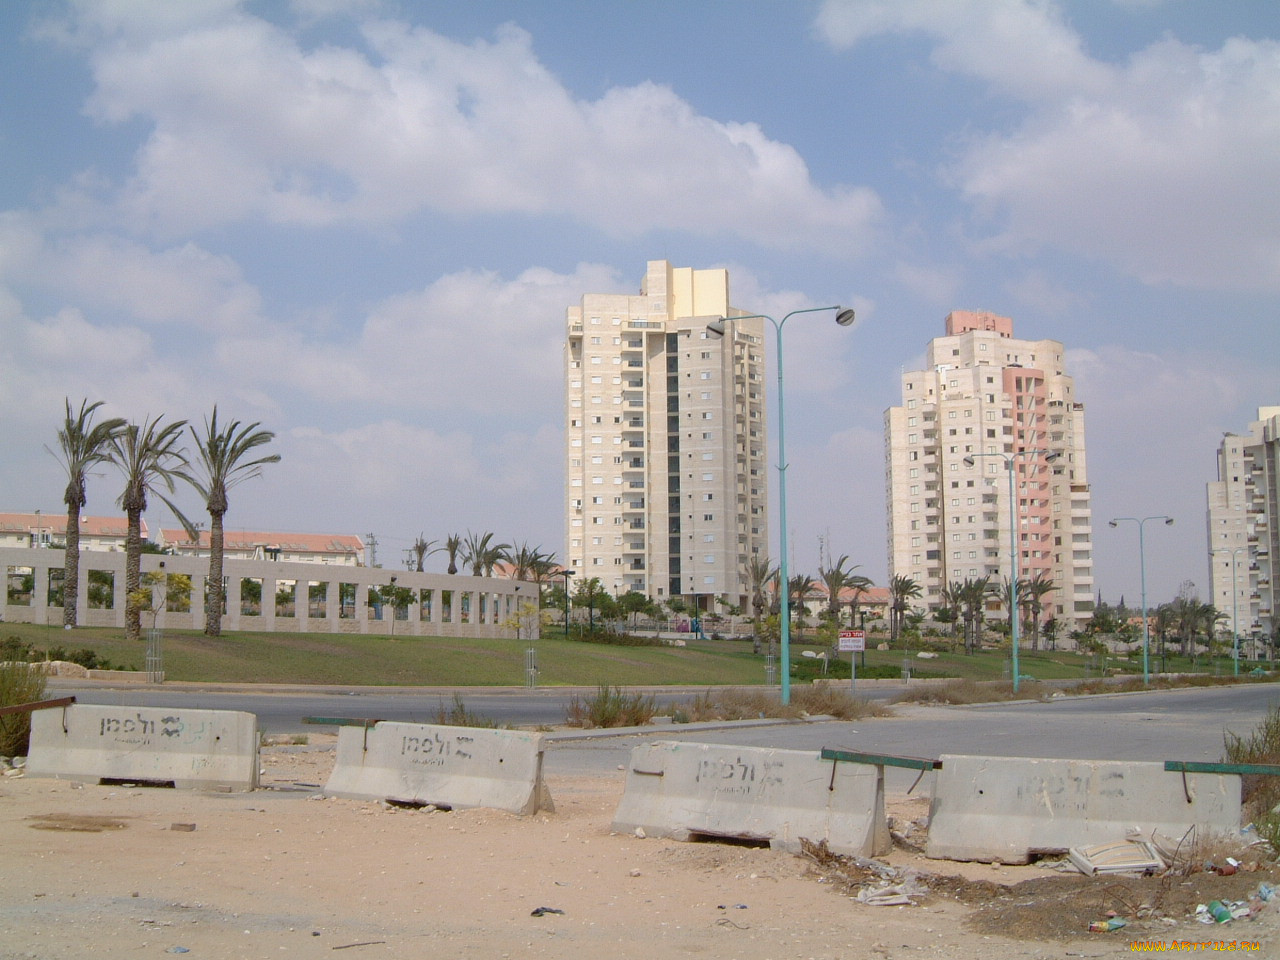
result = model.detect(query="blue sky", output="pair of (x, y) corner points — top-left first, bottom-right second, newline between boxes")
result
(2, 0), (1277, 605)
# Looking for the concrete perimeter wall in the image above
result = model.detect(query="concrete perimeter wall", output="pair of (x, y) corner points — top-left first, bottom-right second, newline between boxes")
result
(26, 703), (259, 791)
(1, 546), (534, 639)
(611, 741), (889, 857)
(926, 754), (1242, 864)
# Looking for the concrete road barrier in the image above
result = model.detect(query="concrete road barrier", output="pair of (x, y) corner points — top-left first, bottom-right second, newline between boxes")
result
(323, 722), (551, 815)
(926, 754), (1242, 864)
(26, 703), (259, 791)
(611, 741), (889, 856)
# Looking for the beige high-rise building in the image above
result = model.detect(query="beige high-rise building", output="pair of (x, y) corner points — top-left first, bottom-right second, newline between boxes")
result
(1206, 406), (1280, 654)
(564, 260), (767, 610)
(884, 311), (1094, 634)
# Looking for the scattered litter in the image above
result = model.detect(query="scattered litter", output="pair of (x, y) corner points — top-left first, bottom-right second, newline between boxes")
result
(1086, 918), (1127, 933)
(170, 823), (196, 832)
(799, 838), (927, 905)
(530, 907), (565, 917)
(1196, 899), (1249, 924)
(165, 949), (189, 955)
(1068, 839), (1165, 876)
(716, 904), (747, 910)
(331, 941), (387, 950)
(855, 881), (926, 907)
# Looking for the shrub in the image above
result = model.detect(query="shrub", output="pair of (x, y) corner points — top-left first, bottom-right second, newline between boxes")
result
(0, 636), (36, 662)
(0, 662), (48, 756)
(564, 685), (657, 728)
(567, 628), (662, 647)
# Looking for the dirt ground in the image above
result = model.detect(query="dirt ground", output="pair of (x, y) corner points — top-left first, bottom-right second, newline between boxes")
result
(1, 736), (1277, 960)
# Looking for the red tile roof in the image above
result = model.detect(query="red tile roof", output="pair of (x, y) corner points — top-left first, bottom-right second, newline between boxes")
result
(0, 512), (144, 538)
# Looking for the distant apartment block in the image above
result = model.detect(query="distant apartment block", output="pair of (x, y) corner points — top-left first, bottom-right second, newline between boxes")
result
(884, 311), (1094, 632)
(157, 529), (366, 566)
(0, 512), (140, 551)
(1206, 406), (1280, 650)
(564, 260), (767, 610)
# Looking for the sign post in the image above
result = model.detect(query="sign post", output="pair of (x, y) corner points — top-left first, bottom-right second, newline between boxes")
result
(837, 629), (866, 692)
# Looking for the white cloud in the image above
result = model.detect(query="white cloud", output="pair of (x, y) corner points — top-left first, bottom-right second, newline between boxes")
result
(816, 0), (1280, 293)
(222, 262), (619, 417)
(54, 8), (880, 254)
(815, 0), (1111, 99)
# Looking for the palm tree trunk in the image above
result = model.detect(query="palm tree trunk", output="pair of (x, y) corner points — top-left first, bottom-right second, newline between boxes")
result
(63, 504), (80, 627)
(205, 510), (225, 636)
(124, 506), (143, 642)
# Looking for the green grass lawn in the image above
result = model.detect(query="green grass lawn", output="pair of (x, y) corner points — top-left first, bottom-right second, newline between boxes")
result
(1, 621), (1266, 687)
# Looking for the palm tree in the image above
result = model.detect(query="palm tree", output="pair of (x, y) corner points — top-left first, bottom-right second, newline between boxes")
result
(888, 574), (922, 644)
(461, 530), (510, 577)
(444, 533), (463, 575)
(818, 555), (859, 622)
(788, 574), (815, 629)
(186, 408), (280, 637)
(746, 554), (778, 656)
(109, 416), (191, 642)
(940, 580), (964, 640)
(411, 534), (441, 572)
(504, 541), (555, 582)
(1022, 572), (1056, 651)
(52, 399), (126, 628)
(959, 576), (991, 654)
(993, 577), (1024, 645)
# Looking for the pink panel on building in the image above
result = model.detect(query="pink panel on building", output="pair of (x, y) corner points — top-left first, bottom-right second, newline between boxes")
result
(945, 310), (1013, 337)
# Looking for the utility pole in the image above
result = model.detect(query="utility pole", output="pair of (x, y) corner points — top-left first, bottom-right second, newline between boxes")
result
(366, 532), (379, 568)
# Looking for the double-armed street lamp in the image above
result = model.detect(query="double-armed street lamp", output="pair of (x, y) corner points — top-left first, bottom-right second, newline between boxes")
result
(708, 305), (857, 704)
(1109, 516), (1173, 685)
(963, 449), (1059, 694)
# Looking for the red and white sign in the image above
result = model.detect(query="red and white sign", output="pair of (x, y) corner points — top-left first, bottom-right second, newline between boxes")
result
(837, 629), (866, 652)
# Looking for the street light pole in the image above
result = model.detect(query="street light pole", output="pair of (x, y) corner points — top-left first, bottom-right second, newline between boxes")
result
(561, 569), (575, 638)
(1210, 547), (1246, 676)
(964, 449), (1058, 694)
(708, 305), (856, 704)
(1109, 516), (1173, 685)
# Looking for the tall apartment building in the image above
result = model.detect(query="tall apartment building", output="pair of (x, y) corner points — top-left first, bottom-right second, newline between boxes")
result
(564, 260), (767, 610)
(1206, 406), (1280, 652)
(884, 311), (1094, 632)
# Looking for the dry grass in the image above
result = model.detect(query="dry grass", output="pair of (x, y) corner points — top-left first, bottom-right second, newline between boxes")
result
(671, 685), (891, 722)
(1224, 702), (1280, 855)
(889, 678), (1053, 705)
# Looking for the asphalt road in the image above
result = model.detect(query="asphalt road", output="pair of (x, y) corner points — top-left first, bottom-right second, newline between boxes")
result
(50, 680), (1280, 792)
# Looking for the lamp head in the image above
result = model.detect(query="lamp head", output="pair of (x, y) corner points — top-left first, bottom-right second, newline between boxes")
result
(1108, 520), (1118, 528)
(706, 319), (727, 338)
(962, 455), (975, 467)
(1164, 517), (1174, 526)
(834, 307), (856, 327)
(1044, 452), (1060, 462)
(565, 569), (576, 577)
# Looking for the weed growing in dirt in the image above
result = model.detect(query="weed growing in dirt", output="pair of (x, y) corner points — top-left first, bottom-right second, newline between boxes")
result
(0, 662), (48, 756)
(564, 685), (657, 728)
